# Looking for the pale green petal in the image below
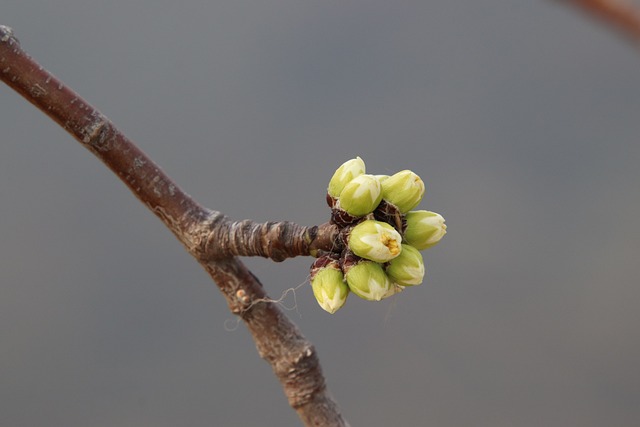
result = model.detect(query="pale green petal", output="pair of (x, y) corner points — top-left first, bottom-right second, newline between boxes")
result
(327, 157), (366, 198)
(404, 210), (447, 250)
(381, 170), (425, 213)
(349, 220), (402, 263)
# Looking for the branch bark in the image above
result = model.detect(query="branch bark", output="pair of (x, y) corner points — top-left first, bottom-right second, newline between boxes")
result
(0, 25), (348, 427)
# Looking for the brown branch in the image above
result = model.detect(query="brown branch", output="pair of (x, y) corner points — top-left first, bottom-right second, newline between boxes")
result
(202, 218), (341, 261)
(0, 25), (348, 427)
(558, 0), (640, 43)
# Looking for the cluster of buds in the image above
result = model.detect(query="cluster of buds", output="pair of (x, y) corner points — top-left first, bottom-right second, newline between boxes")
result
(310, 157), (447, 314)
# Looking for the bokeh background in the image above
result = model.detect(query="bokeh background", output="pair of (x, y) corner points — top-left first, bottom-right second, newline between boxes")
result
(2, 1), (640, 426)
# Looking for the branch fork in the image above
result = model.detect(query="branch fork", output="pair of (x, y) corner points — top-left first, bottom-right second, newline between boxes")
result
(0, 25), (348, 427)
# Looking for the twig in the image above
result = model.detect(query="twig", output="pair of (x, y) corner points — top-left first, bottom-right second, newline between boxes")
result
(558, 0), (640, 43)
(0, 25), (348, 427)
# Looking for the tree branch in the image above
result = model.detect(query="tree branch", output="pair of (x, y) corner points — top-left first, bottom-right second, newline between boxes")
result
(0, 25), (348, 427)
(557, 0), (640, 44)
(202, 218), (341, 261)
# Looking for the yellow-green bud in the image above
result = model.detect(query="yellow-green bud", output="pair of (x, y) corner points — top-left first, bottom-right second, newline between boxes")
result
(311, 265), (349, 314)
(344, 260), (392, 301)
(386, 244), (425, 286)
(382, 283), (405, 299)
(348, 219), (402, 263)
(338, 174), (383, 217)
(381, 170), (425, 213)
(327, 157), (366, 198)
(404, 210), (447, 250)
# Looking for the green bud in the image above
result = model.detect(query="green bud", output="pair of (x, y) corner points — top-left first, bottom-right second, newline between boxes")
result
(386, 244), (425, 286)
(348, 219), (402, 263)
(344, 260), (392, 301)
(327, 157), (366, 198)
(310, 261), (349, 314)
(338, 174), (383, 217)
(404, 210), (447, 250)
(382, 283), (405, 299)
(381, 170), (425, 213)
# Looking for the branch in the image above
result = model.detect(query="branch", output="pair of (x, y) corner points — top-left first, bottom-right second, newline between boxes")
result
(0, 25), (348, 427)
(202, 218), (341, 261)
(557, 0), (640, 44)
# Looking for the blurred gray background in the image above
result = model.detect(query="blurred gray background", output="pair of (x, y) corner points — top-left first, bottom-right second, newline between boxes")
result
(2, 1), (640, 426)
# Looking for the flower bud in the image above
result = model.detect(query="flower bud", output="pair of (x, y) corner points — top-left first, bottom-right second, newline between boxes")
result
(404, 210), (447, 250)
(382, 283), (405, 299)
(386, 244), (425, 286)
(344, 260), (392, 301)
(348, 219), (402, 263)
(381, 170), (425, 213)
(338, 174), (383, 217)
(310, 258), (349, 314)
(327, 157), (366, 198)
